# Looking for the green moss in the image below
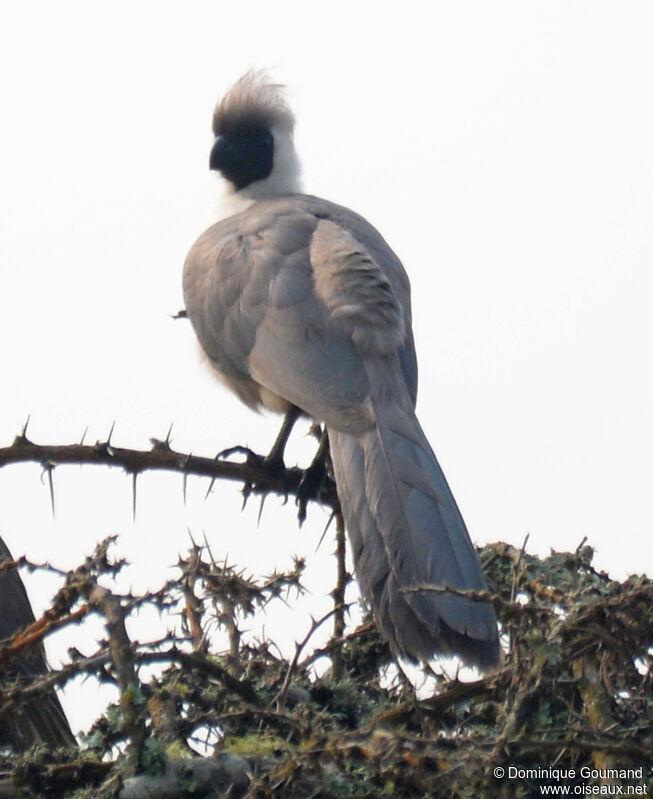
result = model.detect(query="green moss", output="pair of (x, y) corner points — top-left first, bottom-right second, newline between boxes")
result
(222, 733), (288, 756)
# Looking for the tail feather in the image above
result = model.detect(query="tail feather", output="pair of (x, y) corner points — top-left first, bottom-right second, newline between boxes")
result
(328, 377), (500, 670)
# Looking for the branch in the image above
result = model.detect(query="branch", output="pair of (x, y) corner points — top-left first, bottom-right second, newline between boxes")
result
(88, 584), (148, 770)
(328, 512), (348, 682)
(0, 433), (339, 512)
(400, 582), (494, 601)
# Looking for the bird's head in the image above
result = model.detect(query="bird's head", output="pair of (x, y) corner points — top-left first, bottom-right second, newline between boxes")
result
(209, 71), (302, 207)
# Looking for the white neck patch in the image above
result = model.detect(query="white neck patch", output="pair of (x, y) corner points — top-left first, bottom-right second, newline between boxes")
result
(203, 124), (303, 230)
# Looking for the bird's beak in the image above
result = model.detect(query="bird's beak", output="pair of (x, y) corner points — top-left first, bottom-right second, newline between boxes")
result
(209, 136), (229, 172)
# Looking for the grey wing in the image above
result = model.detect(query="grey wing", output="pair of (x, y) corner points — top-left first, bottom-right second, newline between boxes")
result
(299, 195), (418, 404)
(183, 197), (499, 667)
(183, 200), (413, 432)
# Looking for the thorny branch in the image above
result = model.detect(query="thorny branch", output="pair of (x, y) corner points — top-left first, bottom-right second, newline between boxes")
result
(329, 511), (349, 682)
(0, 539), (650, 797)
(1, 431), (652, 797)
(0, 429), (339, 517)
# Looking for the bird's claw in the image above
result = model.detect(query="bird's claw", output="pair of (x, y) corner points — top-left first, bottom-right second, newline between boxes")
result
(217, 445), (263, 467)
(296, 443), (330, 525)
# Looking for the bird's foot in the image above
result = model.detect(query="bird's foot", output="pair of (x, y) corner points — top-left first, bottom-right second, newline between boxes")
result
(217, 444), (264, 468)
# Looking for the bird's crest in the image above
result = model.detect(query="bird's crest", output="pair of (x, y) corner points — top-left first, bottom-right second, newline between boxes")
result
(213, 71), (295, 136)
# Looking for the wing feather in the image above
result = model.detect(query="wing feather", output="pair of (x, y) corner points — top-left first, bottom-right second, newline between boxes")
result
(184, 197), (417, 431)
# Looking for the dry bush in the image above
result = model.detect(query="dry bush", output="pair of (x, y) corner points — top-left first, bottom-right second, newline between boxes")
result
(0, 433), (651, 797)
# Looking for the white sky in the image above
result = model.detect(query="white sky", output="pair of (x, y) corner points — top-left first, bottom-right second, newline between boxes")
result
(1, 1), (652, 734)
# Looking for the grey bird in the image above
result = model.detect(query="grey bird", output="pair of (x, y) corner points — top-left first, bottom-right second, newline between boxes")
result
(183, 72), (500, 670)
(0, 537), (76, 750)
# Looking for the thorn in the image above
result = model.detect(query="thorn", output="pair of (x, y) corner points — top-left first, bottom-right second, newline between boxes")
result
(80, 426), (88, 445)
(204, 477), (216, 501)
(13, 416), (32, 446)
(150, 425), (175, 451)
(315, 512), (336, 553)
(43, 462), (56, 517)
(182, 472), (188, 506)
(171, 308), (188, 320)
(257, 494), (268, 526)
(202, 531), (216, 565)
(240, 482), (252, 510)
(106, 420), (116, 447)
(132, 472), (138, 521)
(182, 527), (199, 560)
(165, 423), (174, 445)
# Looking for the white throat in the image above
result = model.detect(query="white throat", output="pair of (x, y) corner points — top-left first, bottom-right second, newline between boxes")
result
(203, 124), (302, 230)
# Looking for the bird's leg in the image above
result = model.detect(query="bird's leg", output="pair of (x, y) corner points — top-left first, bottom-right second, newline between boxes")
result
(265, 405), (302, 469)
(217, 407), (302, 518)
(249, 406), (302, 520)
(217, 406), (301, 467)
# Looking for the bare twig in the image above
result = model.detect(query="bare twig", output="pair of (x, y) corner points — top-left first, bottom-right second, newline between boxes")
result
(399, 583), (494, 601)
(329, 511), (348, 682)
(276, 606), (342, 705)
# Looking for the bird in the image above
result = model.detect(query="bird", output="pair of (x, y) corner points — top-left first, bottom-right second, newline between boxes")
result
(183, 71), (500, 670)
(0, 536), (76, 751)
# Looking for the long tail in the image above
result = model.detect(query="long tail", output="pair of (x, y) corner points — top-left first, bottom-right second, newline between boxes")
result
(327, 376), (499, 670)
